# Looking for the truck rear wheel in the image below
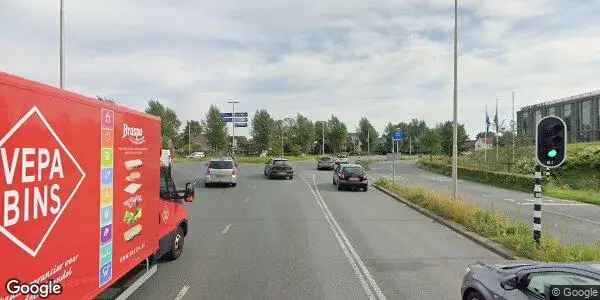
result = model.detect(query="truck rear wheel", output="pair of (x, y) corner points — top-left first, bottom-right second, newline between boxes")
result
(165, 226), (185, 261)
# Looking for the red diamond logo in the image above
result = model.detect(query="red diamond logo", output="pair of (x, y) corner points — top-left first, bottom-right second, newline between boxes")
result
(0, 107), (86, 257)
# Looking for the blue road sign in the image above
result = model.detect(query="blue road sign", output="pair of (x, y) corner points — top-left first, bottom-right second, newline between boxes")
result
(393, 131), (405, 141)
(222, 117), (248, 123)
(221, 112), (247, 118)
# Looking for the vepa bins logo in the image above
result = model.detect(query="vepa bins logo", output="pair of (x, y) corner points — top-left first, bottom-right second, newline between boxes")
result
(121, 123), (145, 145)
(0, 107), (85, 257)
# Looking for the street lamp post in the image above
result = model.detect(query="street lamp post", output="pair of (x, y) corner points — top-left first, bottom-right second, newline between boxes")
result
(59, 0), (65, 89)
(452, 0), (459, 200)
(188, 121), (191, 157)
(367, 129), (370, 156)
(322, 123), (325, 156)
(227, 100), (239, 156)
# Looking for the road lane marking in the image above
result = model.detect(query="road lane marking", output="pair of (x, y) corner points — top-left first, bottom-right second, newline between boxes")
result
(174, 285), (190, 300)
(503, 198), (516, 203)
(311, 175), (386, 300)
(221, 224), (231, 235)
(244, 197), (250, 203)
(301, 176), (376, 300)
(303, 174), (386, 300)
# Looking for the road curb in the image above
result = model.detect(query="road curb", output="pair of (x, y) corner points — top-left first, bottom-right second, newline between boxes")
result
(373, 184), (518, 260)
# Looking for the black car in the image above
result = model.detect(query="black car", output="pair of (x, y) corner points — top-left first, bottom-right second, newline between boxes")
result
(462, 262), (600, 300)
(264, 158), (294, 179)
(332, 164), (368, 191)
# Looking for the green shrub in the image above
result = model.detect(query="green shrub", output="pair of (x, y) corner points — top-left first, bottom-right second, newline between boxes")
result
(418, 160), (532, 192)
(375, 179), (600, 262)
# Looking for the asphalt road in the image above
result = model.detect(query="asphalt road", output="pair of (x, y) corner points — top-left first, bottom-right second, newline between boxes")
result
(131, 161), (503, 300)
(368, 160), (600, 245)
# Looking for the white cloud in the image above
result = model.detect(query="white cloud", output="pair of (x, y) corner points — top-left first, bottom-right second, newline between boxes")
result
(1, 0), (598, 138)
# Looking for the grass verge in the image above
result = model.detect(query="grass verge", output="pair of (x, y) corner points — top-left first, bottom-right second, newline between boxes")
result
(375, 178), (600, 262)
(418, 160), (599, 205)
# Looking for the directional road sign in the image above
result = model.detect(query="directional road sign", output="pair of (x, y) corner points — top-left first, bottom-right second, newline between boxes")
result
(393, 131), (405, 141)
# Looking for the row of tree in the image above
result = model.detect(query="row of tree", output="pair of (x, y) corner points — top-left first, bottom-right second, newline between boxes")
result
(144, 100), (472, 157)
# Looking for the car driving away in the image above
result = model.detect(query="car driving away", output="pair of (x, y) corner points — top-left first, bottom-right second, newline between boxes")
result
(317, 156), (335, 170)
(264, 157), (294, 179)
(333, 163), (368, 191)
(462, 262), (600, 300)
(186, 151), (205, 159)
(205, 158), (239, 187)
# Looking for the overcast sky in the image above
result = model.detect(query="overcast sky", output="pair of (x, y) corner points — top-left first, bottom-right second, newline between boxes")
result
(2, 0), (600, 137)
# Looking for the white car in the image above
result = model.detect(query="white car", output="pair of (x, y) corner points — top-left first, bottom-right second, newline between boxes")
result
(205, 158), (238, 187)
(187, 151), (205, 159)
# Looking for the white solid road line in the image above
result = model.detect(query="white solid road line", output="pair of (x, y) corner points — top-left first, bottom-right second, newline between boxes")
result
(173, 285), (190, 300)
(303, 174), (387, 300)
(311, 175), (387, 300)
(301, 176), (376, 300)
(244, 197), (250, 203)
(221, 224), (232, 235)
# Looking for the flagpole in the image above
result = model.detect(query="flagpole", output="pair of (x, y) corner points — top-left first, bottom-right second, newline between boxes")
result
(495, 98), (499, 161)
(483, 104), (490, 163)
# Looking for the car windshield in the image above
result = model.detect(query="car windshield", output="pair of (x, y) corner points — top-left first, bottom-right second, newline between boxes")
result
(209, 161), (234, 169)
(343, 166), (364, 176)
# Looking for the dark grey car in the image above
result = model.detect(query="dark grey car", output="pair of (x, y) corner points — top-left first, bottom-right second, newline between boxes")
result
(462, 262), (600, 300)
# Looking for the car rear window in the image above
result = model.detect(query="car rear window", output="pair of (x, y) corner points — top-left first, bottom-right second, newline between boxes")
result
(209, 161), (234, 169)
(343, 166), (364, 176)
(319, 157), (331, 161)
(273, 160), (289, 166)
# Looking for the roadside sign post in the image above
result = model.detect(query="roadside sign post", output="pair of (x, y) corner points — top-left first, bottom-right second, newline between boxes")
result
(392, 132), (405, 184)
(533, 116), (567, 245)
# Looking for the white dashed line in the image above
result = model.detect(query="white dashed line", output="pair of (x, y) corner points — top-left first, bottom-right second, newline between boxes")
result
(174, 285), (190, 300)
(221, 224), (231, 235)
(244, 197), (250, 203)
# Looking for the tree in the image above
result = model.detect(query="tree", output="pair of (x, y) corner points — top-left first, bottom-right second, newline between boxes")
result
(205, 105), (228, 154)
(436, 121), (469, 156)
(176, 120), (204, 155)
(326, 115), (347, 153)
(251, 109), (274, 153)
(294, 114), (314, 154)
(145, 100), (181, 149)
(421, 128), (441, 157)
(358, 117), (378, 153)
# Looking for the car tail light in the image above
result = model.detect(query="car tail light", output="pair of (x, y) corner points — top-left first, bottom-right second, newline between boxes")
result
(207, 168), (212, 175)
(339, 173), (345, 179)
(362, 175), (368, 181)
(232, 169), (236, 176)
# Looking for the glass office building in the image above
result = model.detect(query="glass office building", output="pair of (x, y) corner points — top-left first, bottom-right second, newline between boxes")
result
(517, 90), (600, 143)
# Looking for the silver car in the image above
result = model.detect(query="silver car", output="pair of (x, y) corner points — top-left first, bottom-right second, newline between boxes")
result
(205, 158), (238, 187)
(317, 156), (335, 170)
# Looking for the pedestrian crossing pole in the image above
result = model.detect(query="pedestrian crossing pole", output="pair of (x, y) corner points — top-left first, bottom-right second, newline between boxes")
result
(533, 165), (543, 245)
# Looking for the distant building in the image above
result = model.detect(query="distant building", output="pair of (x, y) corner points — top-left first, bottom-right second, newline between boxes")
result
(517, 90), (600, 143)
(474, 137), (493, 151)
(464, 139), (476, 151)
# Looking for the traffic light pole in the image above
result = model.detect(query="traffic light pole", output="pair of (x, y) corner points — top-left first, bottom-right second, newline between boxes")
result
(533, 165), (543, 245)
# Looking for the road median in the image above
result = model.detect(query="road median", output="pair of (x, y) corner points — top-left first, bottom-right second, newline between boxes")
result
(373, 179), (600, 263)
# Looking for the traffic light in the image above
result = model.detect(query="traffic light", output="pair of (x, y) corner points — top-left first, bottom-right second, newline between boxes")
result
(536, 116), (567, 168)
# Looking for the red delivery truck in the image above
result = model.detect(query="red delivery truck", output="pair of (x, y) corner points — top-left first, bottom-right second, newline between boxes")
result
(0, 71), (194, 299)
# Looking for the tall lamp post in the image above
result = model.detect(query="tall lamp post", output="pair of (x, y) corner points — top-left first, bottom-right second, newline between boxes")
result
(322, 122), (326, 156)
(227, 100), (239, 156)
(451, 0), (459, 200)
(59, 0), (65, 89)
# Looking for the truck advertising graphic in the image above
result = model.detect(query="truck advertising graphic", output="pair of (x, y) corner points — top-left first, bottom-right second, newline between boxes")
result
(0, 72), (193, 299)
